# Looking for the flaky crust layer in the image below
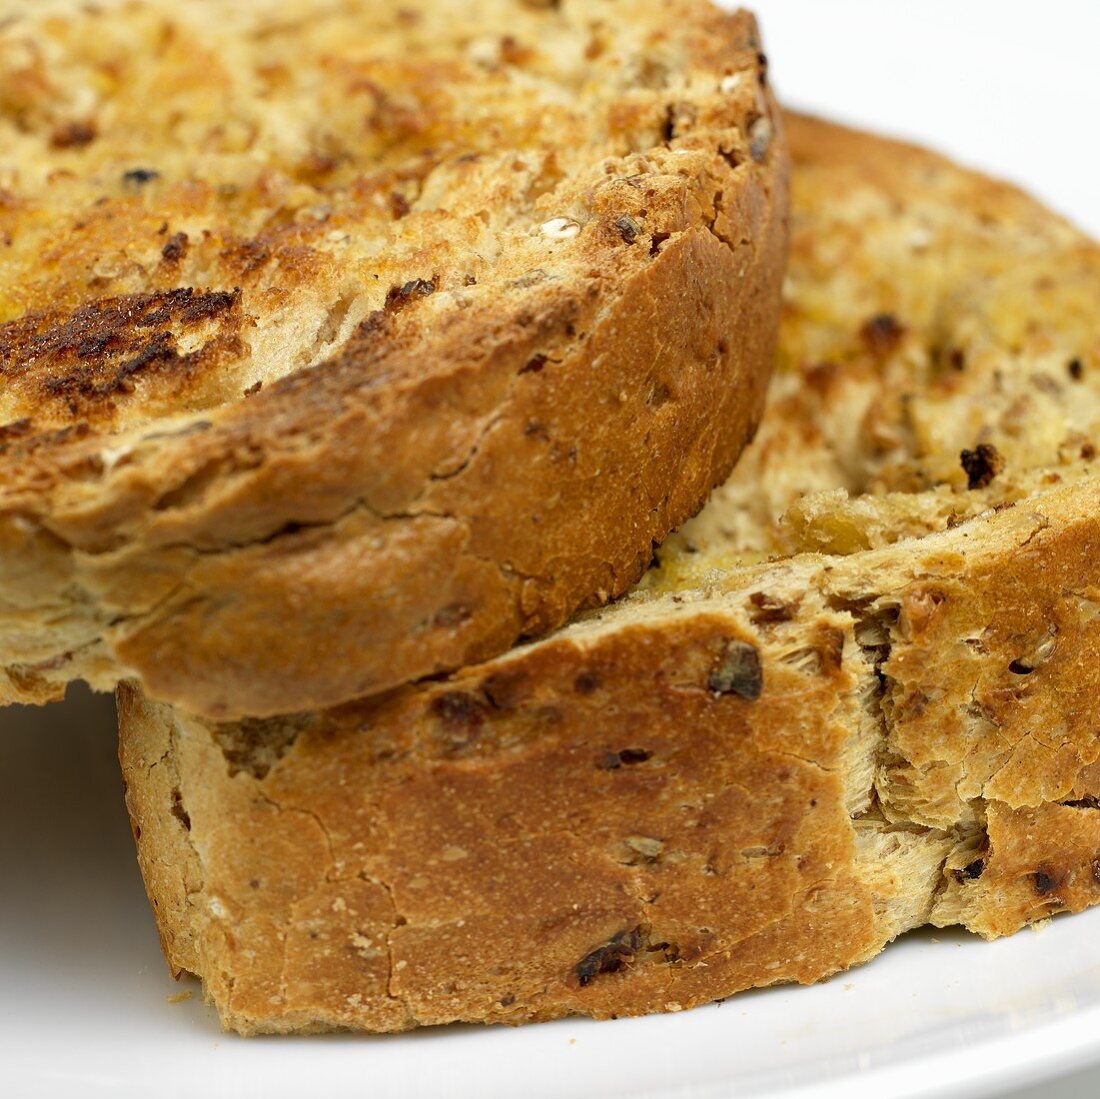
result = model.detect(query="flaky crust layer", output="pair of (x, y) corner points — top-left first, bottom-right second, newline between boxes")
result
(0, 0), (787, 718)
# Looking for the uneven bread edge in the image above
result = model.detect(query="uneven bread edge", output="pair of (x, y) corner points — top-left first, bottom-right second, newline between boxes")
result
(118, 474), (1100, 1034)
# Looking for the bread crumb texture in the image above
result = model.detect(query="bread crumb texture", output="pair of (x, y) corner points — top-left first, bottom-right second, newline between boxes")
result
(119, 112), (1100, 1033)
(0, 0), (786, 717)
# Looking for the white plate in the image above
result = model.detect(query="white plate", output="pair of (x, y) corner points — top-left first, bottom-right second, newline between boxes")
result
(5, 687), (1100, 1099)
(4, 3), (1100, 1097)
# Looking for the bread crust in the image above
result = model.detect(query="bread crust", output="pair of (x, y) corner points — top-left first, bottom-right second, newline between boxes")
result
(0, 0), (787, 719)
(119, 115), (1100, 1034)
(119, 477), (1100, 1034)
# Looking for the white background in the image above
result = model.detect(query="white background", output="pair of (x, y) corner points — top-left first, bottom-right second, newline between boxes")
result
(759, 0), (1100, 239)
(3, 2), (1100, 1097)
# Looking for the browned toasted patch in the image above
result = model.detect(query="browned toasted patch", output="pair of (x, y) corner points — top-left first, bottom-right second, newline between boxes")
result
(0, 288), (244, 425)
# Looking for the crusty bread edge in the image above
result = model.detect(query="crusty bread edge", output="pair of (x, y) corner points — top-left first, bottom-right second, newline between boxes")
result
(2, 6), (789, 720)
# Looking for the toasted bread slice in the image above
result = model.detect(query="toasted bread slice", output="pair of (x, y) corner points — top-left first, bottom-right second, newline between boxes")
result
(119, 115), (1100, 1034)
(0, 0), (785, 719)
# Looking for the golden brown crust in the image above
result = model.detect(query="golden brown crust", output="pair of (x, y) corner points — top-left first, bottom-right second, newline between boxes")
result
(120, 599), (873, 1033)
(0, 0), (787, 718)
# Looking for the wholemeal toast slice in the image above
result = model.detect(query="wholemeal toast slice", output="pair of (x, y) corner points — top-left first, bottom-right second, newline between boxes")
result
(119, 115), (1100, 1034)
(0, 0), (785, 719)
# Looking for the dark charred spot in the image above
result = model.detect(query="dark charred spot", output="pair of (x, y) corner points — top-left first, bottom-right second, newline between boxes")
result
(1034, 869), (1059, 895)
(960, 443), (1004, 489)
(169, 788), (191, 831)
(161, 232), (188, 262)
(177, 288), (240, 324)
(65, 331), (176, 396)
(431, 691), (486, 733)
(599, 746), (652, 770)
(243, 379), (263, 396)
(520, 353), (547, 375)
(953, 858), (985, 882)
(355, 309), (389, 341)
(390, 191), (411, 219)
(708, 640), (763, 700)
(0, 417), (33, 446)
(386, 278), (435, 310)
(649, 231), (670, 257)
(1068, 358), (1084, 380)
(614, 214), (641, 244)
(498, 993), (516, 1007)
(756, 51), (768, 85)
(51, 120), (97, 149)
(0, 288), (241, 412)
(748, 591), (798, 624)
(249, 879), (261, 889)
(1082, 443), (1096, 461)
(574, 671), (600, 694)
(575, 927), (642, 986)
(948, 348), (966, 371)
(860, 313), (906, 356)
(122, 168), (160, 186)
(220, 238), (271, 276)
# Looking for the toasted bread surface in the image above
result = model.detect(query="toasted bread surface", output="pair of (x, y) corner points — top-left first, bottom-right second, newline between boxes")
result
(0, 0), (786, 717)
(119, 115), (1100, 1033)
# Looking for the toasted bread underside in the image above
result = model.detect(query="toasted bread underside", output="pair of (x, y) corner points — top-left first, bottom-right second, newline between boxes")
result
(0, 0), (786, 718)
(119, 115), (1100, 1035)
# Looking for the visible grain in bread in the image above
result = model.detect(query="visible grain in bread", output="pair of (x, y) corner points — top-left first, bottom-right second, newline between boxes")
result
(119, 116), (1100, 1033)
(0, 0), (787, 718)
